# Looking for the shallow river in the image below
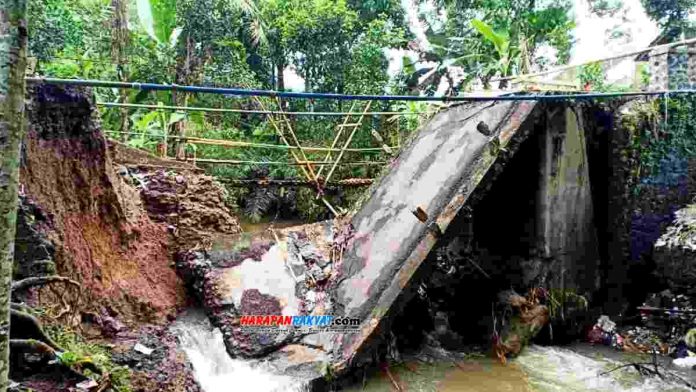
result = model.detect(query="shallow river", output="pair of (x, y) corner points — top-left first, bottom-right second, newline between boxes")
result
(172, 312), (693, 392)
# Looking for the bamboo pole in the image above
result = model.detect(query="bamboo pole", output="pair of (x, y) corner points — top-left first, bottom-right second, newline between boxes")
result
(272, 98), (341, 215)
(254, 98), (339, 215)
(316, 101), (357, 178)
(97, 101), (433, 116)
(217, 178), (374, 187)
(491, 36), (696, 83)
(324, 101), (373, 185)
(176, 135), (394, 152)
(193, 158), (386, 166)
(253, 98), (312, 179)
(273, 97), (320, 183)
(104, 131), (398, 152)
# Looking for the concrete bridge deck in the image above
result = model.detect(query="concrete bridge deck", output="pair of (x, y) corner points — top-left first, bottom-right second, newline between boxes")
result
(177, 100), (546, 380)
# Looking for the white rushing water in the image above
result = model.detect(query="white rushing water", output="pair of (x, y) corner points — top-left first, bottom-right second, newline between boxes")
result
(516, 345), (693, 392)
(171, 310), (309, 392)
(171, 310), (694, 392)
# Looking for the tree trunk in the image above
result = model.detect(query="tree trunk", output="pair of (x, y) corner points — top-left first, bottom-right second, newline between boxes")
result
(172, 36), (195, 160)
(111, 0), (130, 142)
(0, 0), (28, 388)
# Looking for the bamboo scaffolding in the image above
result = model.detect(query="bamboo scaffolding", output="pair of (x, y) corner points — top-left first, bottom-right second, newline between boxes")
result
(254, 97), (339, 216)
(324, 101), (373, 185)
(316, 101), (358, 178)
(274, 97), (340, 215)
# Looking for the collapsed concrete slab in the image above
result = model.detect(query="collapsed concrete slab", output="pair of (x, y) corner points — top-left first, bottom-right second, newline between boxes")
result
(329, 100), (539, 371)
(178, 100), (551, 377)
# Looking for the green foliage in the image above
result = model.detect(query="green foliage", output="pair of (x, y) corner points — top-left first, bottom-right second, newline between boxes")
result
(27, 0), (578, 222)
(577, 62), (634, 92)
(416, 0), (574, 90)
(685, 328), (696, 348)
(579, 62), (605, 90)
(345, 17), (405, 94)
(624, 96), (696, 182)
(588, 0), (624, 17)
(546, 289), (588, 320)
(347, 0), (405, 26)
(136, 0), (178, 43)
(47, 326), (132, 391)
(640, 0), (695, 36)
(28, 0), (114, 77)
(28, 0), (85, 61)
(471, 19), (509, 58)
(471, 19), (512, 81)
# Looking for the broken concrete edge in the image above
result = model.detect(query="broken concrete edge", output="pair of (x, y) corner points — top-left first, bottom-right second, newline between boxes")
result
(333, 102), (525, 329)
(331, 101), (540, 374)
(174, 221), (337, 360)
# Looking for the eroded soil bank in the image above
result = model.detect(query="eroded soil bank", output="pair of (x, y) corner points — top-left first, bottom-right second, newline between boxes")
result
(11, 84), (244, 391)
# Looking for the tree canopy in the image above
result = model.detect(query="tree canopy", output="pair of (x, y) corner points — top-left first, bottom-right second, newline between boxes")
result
(640, 0), (695, 37)
(25, 0), (583, 220)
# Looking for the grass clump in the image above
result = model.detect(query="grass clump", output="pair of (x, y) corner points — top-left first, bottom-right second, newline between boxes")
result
(46, 325), (132, 392)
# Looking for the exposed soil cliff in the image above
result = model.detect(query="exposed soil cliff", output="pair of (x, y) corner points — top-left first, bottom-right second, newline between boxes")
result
(20, 84), (186, 324)
(12, 83), (245, 391)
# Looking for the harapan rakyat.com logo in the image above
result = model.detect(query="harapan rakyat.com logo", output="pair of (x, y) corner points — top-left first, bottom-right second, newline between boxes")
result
(239, 314), (361, 333)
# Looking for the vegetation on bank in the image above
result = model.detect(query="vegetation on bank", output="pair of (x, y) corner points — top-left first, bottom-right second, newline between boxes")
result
(45, 325), (133, 392)
(26, 0), (583, 221)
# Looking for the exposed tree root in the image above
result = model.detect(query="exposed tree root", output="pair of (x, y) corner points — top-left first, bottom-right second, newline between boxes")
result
(9, 274), (105, 386)
(11, 308), (63, 351)
(12, 275), (80, 292)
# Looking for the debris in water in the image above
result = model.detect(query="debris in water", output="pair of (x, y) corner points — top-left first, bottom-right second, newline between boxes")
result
(673, 356), (696, 369)
(134, 343), (154, 356)
(75, 379), (98, 390)
(493, 289), (549, 363)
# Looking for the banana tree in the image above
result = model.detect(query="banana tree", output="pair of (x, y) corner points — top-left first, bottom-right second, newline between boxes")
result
(128, 104), (186, 156)
(470, 19), (516, 89)
(135, 0), (267, 158)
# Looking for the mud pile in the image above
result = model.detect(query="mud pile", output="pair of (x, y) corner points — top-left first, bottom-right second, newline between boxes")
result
(19, 84), (186, 324)
(135, 169), (242, 251)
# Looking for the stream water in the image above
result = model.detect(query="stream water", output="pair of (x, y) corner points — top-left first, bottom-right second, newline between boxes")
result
(171, 310), (693, 391)
(239, 218), (307, 233)
(171, 310), (310, 392)
(351, 345), (693, 392)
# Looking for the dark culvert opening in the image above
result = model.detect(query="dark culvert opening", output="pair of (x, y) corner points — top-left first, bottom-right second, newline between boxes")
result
(392, 118), (548, 353)
(391, 106), (625, 355)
